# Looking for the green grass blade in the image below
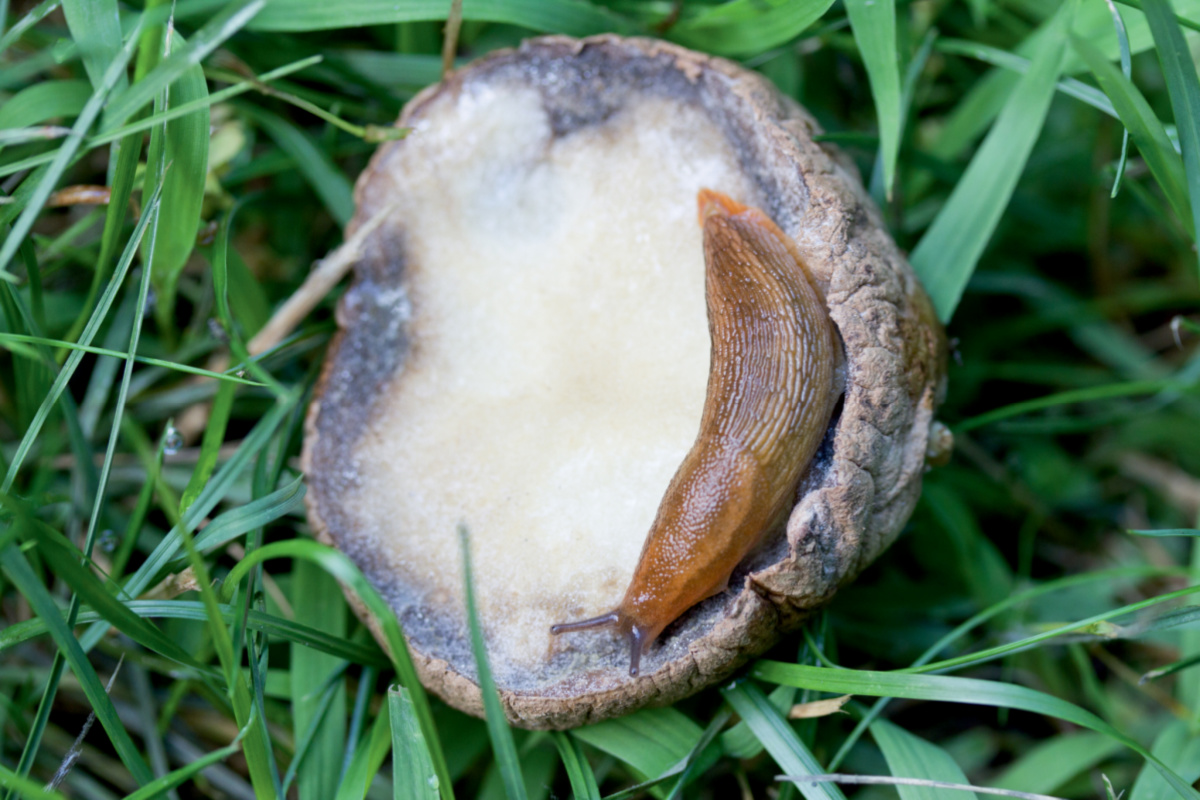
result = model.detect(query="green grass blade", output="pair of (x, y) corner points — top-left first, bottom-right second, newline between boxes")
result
(1130, 721), (1200, 800)
(240, 0), (636, 35)
(178, 382), (236, 516)
(1, 181), (163, 494)
(101, 0), (265, 128)
(143, 43), (210, 325)
(721, 682), (846, 800)
(0, 13), (144, 282)
(0, 759), (67, 800)
(61, 0), (124, 90)
(846, 0), (901, 199)
(291, 559), (347, 800)
(955, 377), (1188, 432)
(0, 334), (261, 384)
(910, 0), (1076, 321)
(0, 80), (91, 130)
(14, 512), (208, 674)
(991, 733), (1124, 794)
(1129, 528), (1200, 536)
(0, 0), (59, 57)
(671, 0), (835, 56)
(0, 599), (386, 667)
(238, 106), (355, 225)
(870, 720), (977, 800)
(552, 732), (601, 800)
(1103, 0), (1133, 196)
(1142, 0), (1200, 274)
(935, 38), (1117, 117)
(571, 706), (701, 784)
(219, 539), (456, 799)
(460, 525), (527, 800)
(1073, 35), (1191, 234)
(0, 542), (155, 786)
(123, 734), (244, 800)
(751, 662), (1200, 800)
(334, 690), (392, 800)
(390, 686), (440, 800)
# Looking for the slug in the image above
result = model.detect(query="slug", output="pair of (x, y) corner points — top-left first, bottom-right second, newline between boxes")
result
(550, 189), (840, 676)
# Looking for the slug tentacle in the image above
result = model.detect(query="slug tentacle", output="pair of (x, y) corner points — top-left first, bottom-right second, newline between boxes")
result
(550, 189), (840, 675)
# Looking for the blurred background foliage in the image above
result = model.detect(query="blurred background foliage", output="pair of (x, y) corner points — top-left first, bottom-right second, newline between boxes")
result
(1, 0), (1200, 799)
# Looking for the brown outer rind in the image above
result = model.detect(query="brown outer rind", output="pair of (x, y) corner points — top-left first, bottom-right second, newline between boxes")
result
(303, 35), (948, 729)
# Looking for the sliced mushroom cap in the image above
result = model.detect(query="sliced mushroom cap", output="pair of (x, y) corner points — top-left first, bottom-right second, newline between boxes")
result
(302, 35), (948, 729)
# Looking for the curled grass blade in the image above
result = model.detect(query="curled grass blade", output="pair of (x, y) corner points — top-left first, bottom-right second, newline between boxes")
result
(1104, 0), (1133, 196)
(1073, 35), (1191, 235)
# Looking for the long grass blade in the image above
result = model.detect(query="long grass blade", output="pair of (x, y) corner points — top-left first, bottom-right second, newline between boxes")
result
(721, 681), (845, 800)
(0, 14), (144, 281)
(910, 0), (1076, 321)
(1141, 0), (1200, 275)
(871, 720), (978, 800)
(1073, 35), (1191, 234)
(391, 686), (440, 800)
(846, 0), (901, 199)
(751, 663), (1200, 800)
(460, 525), (527, 800)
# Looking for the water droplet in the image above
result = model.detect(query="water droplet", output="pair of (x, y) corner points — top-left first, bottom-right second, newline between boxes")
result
(99, 529), (117, 553)
(164, 426), (183, 455)
(427, 776), (439, 789)
(208, 317), (228, 343)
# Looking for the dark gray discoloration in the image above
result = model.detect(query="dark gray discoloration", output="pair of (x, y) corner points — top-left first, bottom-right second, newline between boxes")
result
(304, 35), (947, 729)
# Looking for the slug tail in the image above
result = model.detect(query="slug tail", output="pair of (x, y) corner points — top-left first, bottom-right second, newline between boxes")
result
(549, 612), (620, 635)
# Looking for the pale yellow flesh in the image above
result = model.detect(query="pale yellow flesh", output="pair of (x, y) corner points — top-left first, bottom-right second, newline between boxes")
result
(344, 82), (755, 676)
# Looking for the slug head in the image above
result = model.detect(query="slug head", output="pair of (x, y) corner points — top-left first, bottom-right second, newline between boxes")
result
(550, 612), (655, 676)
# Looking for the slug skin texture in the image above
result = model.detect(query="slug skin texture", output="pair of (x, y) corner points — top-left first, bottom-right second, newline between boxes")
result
(551, 189), (840, 675)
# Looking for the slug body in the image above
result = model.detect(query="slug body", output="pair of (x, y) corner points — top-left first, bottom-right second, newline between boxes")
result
(551, 189), (840, 675)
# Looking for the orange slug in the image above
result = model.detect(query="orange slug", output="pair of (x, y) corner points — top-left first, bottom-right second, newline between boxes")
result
(550, 189), (840, 676)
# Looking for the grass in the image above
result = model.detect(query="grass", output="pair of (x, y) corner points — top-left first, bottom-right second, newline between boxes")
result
(2, 0), (1200, 799)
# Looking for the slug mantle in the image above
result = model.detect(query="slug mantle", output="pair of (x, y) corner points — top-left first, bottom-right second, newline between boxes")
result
(302, 35), (948, 729)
